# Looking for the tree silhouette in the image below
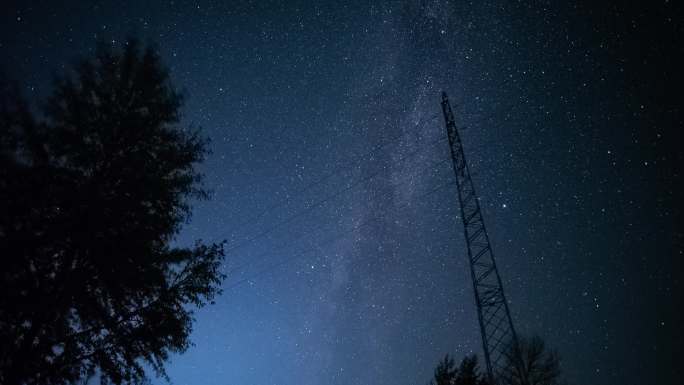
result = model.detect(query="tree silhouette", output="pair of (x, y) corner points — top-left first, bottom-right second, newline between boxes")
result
(428, 335), (562, 385)
(0, 40), (225, 384)
(499, 336), (562, 385)
(430, 354), (458, 385)
(428, 354), (489, 385)
(455, 355), (487, 385)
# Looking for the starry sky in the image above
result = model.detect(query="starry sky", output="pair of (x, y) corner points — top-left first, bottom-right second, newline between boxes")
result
(2, 1), (682, 385)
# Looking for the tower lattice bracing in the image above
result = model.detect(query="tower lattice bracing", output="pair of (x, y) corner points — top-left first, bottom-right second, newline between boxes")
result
(440, 92), (522, 385)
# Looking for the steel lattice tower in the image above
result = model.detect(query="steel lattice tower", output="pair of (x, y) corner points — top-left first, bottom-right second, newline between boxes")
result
(440, 92), (523, 385)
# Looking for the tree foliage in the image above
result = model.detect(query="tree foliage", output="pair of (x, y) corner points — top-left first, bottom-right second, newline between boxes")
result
(429, 354), (489, 385)
(499, 336), (562, 385)
(429, 336), (563, 385)
(0, 40), (225, 384)
(431, 354), (458, 385)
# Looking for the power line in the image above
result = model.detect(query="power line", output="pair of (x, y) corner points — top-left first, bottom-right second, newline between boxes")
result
(226, 115), (439, 237)
(223, 178), (457, 291)
(223, 135), (447, 255)
(224, 155), (451, 277)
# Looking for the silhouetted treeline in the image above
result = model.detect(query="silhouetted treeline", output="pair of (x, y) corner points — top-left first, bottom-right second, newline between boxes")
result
(428, 336), (563, 385)
(0, 40), (225, 384)
(429, 354), (489, 385)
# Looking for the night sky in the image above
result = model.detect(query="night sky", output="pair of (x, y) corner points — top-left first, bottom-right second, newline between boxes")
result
(2, 1), (682, 385)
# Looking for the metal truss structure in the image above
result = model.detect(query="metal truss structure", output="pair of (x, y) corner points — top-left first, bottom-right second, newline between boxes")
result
(440, 92), (524, 385)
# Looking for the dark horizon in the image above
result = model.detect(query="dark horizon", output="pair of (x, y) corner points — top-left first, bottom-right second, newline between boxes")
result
(1, 1), (681, 384)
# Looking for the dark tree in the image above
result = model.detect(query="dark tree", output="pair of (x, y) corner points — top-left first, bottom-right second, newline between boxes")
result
(499, 336), (562, 385)
(427, 336), (562, 385)
(455, 355), (487, 385)
(430, 354), (458, 385)
(428, 354), (489, 385)
(0, 41), (225, 384)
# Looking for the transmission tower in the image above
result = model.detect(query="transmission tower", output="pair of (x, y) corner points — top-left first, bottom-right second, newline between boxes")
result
(440, 92), (523, 385)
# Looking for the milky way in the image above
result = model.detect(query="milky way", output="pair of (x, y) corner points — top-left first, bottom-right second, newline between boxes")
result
(2, 1), (680, 384)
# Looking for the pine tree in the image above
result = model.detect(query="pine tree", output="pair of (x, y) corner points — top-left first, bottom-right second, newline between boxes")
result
(428, 354), (490, 385)
(499, 336), (562, 385)
(430, 354), (458, 385)
(455, 355), (487, 385)
(0, 40), (225, 384)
